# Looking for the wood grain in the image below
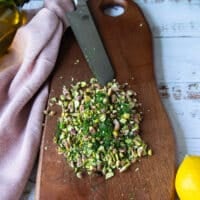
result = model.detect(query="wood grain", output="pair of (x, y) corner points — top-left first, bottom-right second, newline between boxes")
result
(36, 0), (176, 199)
(22, 1), (200, 199)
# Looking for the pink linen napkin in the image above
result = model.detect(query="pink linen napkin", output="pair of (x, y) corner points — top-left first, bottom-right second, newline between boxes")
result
(0, 1), (74, 199)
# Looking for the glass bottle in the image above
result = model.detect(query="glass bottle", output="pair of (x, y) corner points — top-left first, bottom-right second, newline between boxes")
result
(0, 0), (29, 55)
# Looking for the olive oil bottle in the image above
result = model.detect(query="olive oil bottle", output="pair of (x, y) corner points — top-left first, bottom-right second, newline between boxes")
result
(0, 0), (29, 55)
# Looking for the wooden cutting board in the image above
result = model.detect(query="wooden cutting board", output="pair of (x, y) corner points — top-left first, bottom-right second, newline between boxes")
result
(36, 0), (176, 199)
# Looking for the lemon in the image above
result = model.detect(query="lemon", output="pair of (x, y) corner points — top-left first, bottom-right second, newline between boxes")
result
(175, 155), (200, 200)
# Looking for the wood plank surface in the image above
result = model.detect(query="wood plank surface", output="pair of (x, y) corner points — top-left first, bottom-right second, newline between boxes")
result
(36, 0), (176, 199)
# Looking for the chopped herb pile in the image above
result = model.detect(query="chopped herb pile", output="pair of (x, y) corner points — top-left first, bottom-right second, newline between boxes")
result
(52, 78), (152, 179)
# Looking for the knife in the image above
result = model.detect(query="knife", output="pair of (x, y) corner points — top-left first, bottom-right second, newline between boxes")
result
(66, 0), (115, 85)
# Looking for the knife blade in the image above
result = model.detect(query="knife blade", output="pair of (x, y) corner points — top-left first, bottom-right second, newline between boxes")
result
(66, 0), (114, 85)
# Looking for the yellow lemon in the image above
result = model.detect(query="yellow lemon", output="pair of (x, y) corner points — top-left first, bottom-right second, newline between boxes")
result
(175, 155), (200, 200)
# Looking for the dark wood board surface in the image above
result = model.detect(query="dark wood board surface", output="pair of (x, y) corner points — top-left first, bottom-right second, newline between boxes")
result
(36, 0), (176, 199)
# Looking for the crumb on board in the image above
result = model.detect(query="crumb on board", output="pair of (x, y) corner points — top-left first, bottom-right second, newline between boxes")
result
(48, 102), (54, 107)
(74, 59), (80, 65)
(135, 167), (139, 172)
(43, 109), (56, 116)
(49, 110), (56, 116)
(43, 110), (48, 115)
(128, 192), (135, 200)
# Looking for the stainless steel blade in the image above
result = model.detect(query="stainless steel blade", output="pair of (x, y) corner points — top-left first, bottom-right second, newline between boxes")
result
(66, 0), (114, 85)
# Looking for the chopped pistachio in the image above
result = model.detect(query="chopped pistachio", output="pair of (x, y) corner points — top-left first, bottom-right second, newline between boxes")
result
(76, 172), (83, 179)
(148, 149), (153, 156)
(113, 130), (118, 138)
(105, 171), (114, 179)
(122, 113), (130, 119)
(100, 114), (106, 122)
(119, 162), (131, 173)
(52, 78), (152, 180)
(49, 110), (56, 116)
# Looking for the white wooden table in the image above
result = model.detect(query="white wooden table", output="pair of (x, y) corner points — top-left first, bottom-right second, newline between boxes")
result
(21, 0), (200, 199)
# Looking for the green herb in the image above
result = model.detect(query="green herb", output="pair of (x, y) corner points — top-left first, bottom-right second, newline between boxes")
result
(52, 78), (152, 179)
